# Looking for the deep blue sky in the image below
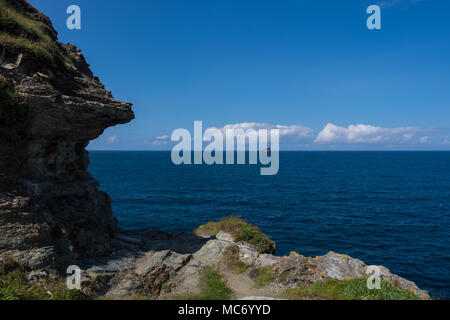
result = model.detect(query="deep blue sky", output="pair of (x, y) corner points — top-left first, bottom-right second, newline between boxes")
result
(29, 0), (450, 150)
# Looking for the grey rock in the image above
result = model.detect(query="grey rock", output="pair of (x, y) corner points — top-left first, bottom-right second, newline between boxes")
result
(314, 252), (367, 280)
(237, 242), (259, 266)
(254, 254), (279, 269)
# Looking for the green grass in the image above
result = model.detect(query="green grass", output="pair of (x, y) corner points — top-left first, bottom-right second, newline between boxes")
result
(176, 268), (233, 300)
(222, 245), (249, 274)
(0, 0), (69, 66)
(0, 270), (88, 300)
(194, 217), (276, 254)
(282, 278), (421, 300)
(0, 74), (15, 105)
(0, 258), (88, 300)
(254, 266), (275, 287)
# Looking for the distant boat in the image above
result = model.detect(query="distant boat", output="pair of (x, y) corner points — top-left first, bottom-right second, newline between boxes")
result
(262, 148), (271, 155)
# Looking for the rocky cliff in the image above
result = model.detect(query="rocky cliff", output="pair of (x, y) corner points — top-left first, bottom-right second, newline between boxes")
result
(0, 0), (134, 269)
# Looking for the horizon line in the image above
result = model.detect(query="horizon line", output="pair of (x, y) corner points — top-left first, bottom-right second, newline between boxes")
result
(87, 149), (450, 152)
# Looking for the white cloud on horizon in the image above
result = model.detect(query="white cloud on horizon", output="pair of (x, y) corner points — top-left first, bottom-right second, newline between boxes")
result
(151, 135), (170, 146)
(150, 122), (448, 149)
(420, 136), (430, 144)
(443, 136), (450, 145)
(207, 122), (313, 138)
(315, 123), (424, 144)
(107, 135), (118, 144)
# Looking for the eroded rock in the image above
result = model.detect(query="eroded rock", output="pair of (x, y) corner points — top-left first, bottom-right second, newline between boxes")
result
(0, 0), (134, 268)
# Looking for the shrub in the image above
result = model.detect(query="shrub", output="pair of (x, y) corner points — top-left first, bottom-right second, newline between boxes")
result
(194, 217), (276, 254)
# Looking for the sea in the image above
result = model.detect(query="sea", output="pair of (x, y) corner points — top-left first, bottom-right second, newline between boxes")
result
(89, 151), (450, 298)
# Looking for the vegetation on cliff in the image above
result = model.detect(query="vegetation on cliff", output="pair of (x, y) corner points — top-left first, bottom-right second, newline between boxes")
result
(282, 278), (421, 300)
(194, 217), (276, 254)
(254, 266), (276, 287)
(222, 244), (249, 274)
(175, 268), (233, 300)
(0, 257), (87, 300)
(0, 74), (14, 105)
(0, 0), (65, 65)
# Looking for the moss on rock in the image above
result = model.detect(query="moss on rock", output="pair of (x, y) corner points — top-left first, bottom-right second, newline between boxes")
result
(194, 216), (276, 254)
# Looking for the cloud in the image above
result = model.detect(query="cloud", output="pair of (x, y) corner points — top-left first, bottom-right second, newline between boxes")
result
(151, 135), (170, 146)
(443, 136), (450, 145)
(152, 122), (448, 150)
(106, 135), (118, 144)
(207, 122), (313, 139)
(315, 123), (423, 144)
(419, 136), (430, 144)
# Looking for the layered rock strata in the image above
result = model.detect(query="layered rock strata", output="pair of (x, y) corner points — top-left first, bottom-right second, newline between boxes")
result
(0, 0), (134, 269)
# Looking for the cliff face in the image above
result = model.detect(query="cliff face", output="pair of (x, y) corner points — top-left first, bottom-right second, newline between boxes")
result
(0, 0), (134, 269)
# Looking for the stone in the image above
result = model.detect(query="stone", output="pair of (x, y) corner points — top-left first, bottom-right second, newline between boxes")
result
(0, 0), (134, 268)
(254, 254), (279, 269)
(313, 252), (367, 280)
(237, 243), (259, 266)
(216, 231), (234, 242)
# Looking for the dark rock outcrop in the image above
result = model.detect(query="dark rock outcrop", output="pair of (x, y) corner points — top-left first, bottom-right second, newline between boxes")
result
(0, 0), (134, 269)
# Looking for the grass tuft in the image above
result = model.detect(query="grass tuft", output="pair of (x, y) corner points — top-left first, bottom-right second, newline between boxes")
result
(254, 266), (275, 287)
(194, 216), (276, 254)
(282, 278), (421, 300)
(0, 260), (88, 300)
(222, 245), (249, 274)
(0, 74), (15, 105)
(176, 268), (233, 300)
(0, 0), (69, 66)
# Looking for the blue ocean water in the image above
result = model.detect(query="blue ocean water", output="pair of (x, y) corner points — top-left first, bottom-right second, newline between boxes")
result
(89, 151), (450, 298)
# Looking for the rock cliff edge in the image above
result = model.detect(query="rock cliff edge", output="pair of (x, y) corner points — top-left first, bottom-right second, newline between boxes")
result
(0, 0), (134, 269)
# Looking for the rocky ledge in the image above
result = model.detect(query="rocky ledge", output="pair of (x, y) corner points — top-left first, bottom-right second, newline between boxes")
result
(69, 218), (428, 300)
(0, 217), (430, 300)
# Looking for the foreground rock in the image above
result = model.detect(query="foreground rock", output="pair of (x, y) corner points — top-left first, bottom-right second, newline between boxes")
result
(0, 0), (134, 269)
(74, 226), (428, 300)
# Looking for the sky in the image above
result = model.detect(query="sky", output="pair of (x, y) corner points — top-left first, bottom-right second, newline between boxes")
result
(29, 0), (450, 150)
